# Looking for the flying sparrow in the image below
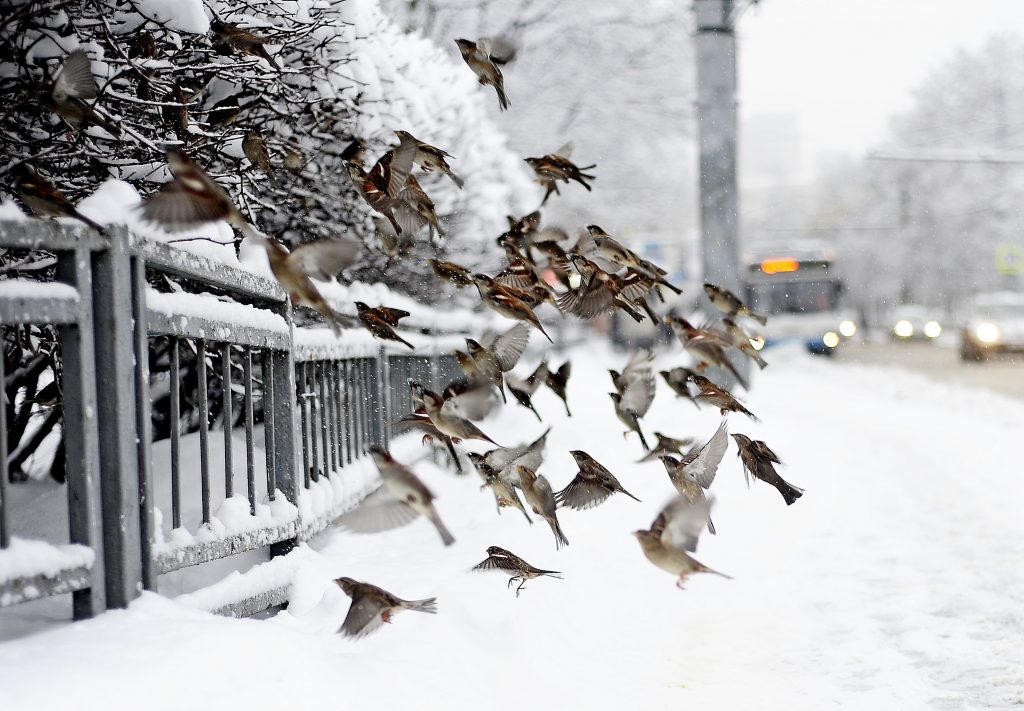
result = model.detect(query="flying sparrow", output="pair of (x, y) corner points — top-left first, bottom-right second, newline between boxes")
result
(395, 173), (445, 240)
(471, 274), (552, 343)
(337, 446), (454, 546)
(11, 163), (104, 233)
(472, 546), (562, 596)
(633, 496), (730, 588)
(543, 360), (572, 416)
(210, 19), (280, 70)
(524, 144), (595, 204)
(394, 130), (464, 188)
(556, 450), (640, 510)
(464, 322), (530, 402)
(659, 418), (728, 534)
(395, 411), (461, 472)
(39, 50), (120, 137)
(517, 466), (569, 549)
(355, 301), (414, 349)
(469, 456), (532, 523)
(636, 432), (696, 463)
(479, 427), (550, 488)
(505, 361), (548, 422)
(687, 374), (759, 421)
(659, 367), (701, 409)
(346, 133), (417, 236)
(455, 38), (509, 111)
(721, 317), (768, 370)
(731, 433), (804, 505)
(334, 577), (436, 638)
(704, 282), (767, 325)
(558, 254), (645, 322)
(430, 258), (474, 287)
(667, 315), (748, 390)
(421, 388), (500, 445)
(582, 225), (681, 294)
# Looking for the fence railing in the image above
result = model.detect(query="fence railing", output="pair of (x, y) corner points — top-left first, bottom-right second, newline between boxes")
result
(0, 220), (465, 620)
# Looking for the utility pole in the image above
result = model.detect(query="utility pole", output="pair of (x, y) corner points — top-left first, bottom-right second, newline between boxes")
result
(694, 0), (741, 296)
(694, 0), (748, 382)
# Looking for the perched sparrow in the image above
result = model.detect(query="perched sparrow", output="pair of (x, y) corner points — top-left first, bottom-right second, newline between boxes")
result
(479, 427), (550, 488)
(731, 433), (804, 505)
(39, 50), (120, 138)
(524, 144), (595, 204)
(659, 367), (701, 409)
(637, 432), (696, 463)
(582, 226), (681, 294)
(471, 274), (552, 343)
(556, 450), (640, 510)
(141, 149), (254, 235)
(242, 130), (275, 185)
(346, 133), (417, 236)
(421, 389), (500, 445)
(472, 546), (561, 596)
(455, 39), (509, 111)
(722, 317), (768, 370)
(659, 419), (728, 534)
(211, 19), (280, 70)
(470, 456), (532, 523)
(687, 374), (759, 421)
(667, 315), (748, 390)
(394, 130), (464, 188)
(517, 466), (569, 549)
(206, 91), (251, 128)
(505, 362), (548, 422)
(161, 84), (190, 139)
(463, 328), (529, 403)
(252, 236), (360, 334)
(337, 446), (454, 546)
(543, 360), (572, 416)
(355, 301), (414, 349)
(558, 254), (645, 322)
(334, 577), (436, 638)
(430, 258), (474, 287)
(633, 496), (730, 588)
(704, 282), (767, 325)
(11, 163), (104, 233)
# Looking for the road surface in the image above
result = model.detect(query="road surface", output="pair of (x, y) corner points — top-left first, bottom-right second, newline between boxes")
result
(837, 339), (1024, 400)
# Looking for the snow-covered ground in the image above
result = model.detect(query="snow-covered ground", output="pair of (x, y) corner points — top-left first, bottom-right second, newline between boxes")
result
(1, 343), (1022, 710)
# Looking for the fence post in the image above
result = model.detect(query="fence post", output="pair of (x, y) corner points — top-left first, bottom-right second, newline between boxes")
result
(130, 254), (156, 592)
(56, 247), (106, 618)
(269, 305), (298, 556)
(377, 347), (389, 447)
(91, 228), (143, 608)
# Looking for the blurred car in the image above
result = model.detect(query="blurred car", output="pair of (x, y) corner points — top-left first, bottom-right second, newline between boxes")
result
(889, 305), (943, 342)
(959, 292), (1024, 362)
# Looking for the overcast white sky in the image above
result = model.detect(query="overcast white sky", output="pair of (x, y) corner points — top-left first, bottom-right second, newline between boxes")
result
(737, 0), (1024, 179)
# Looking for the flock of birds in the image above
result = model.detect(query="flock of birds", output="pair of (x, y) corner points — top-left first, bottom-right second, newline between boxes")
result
(7, 34), (805, 640)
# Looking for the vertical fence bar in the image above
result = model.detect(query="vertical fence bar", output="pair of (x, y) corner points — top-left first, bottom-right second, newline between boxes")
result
(0, 341), (8, 549)
(319, 362), (331, 475)
(326, 362), (339, 471)
(90, 229), (142, 609)
(307, 361), (319, 483)
(197, 339), (211, 525)
(222, 343), (233, 499)
(342, 360), (353, 464)
(350, 359), (362, 456)
(244, 348), (256, 515)
(298, 362), (310, 489)
(269, 347), (298, 506)
(262, 350), (276, 499)
(170, 339), (181, 528)
(130, 255), (155, 592)
(334, 361), (345, 465)
(366, 358), (378, 447)
(376, 348), (388, 447)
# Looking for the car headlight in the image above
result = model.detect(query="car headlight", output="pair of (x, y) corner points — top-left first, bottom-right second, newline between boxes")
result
(976, 322), (1000, 344)
(924, 320), (941, 338)
(893, 320), (914, 338)
(749, 335), (765, 351)
(839, 320), (857, 337)
(823, 331), (840, 348)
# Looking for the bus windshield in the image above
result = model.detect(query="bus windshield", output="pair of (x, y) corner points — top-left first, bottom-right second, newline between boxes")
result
(747, 279), (839, 314)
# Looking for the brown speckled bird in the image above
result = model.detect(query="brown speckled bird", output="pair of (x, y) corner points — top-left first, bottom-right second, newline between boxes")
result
(543, 360), (572, 416)
(731, 433), (804, 505)
(39, 50), (120, 137)
(242, 130), (275, 185)
(472, 274), (552, 343)
(355, 301), (414, 349)
(634, 496), (730, 589)
(524, 144), (595, 205)
(659, 367), (701, 409)
(464, 323), (531, 402)
(506, 362), (548, 422)
(430, 258), (474, 287)
(141, 149), (251, 234)
(636, 432), (696, 463)
(687, 374), (759, 421)
(337, 446), (454, 546)
(346, 134), (417, 236)
(472, 546), (561, 596)
(704, 282), (767, 325)
(469, 456), (532, 523)
(455, 38), (509, 110)
(394, 130), (464, 188)
(334, 577), (436, 638)
(517, 466), (569, 549)
(722, 317), (768, 370)
(556, 450), (640, 510)
(668, 316), (748, 390)
(211, 19), (280, 70)
(421, 389), (500, 446)
(11, 163), (104, 233)
(659, 419), (728, 535)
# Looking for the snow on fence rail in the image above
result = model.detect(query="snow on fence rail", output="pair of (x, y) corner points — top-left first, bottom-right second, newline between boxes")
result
(0, 220), (465, 621)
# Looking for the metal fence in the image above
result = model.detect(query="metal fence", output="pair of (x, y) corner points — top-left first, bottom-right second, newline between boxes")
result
(0, 220), (464, 620)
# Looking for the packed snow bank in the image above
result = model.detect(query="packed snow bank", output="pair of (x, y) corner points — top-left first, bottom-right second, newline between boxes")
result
(0, 538), (94, 588)
(1, 345), (1022, 709)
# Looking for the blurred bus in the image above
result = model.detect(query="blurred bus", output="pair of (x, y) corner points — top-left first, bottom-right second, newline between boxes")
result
(743, 249), (856, 355)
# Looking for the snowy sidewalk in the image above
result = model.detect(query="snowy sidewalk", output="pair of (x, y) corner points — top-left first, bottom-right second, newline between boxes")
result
(1, 345), (1022, 710)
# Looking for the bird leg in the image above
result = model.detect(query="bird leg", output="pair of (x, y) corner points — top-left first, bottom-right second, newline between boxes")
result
(675, 574), (689, 590)
(515, 579), (527, 597)
(507, 576), (521, 590)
